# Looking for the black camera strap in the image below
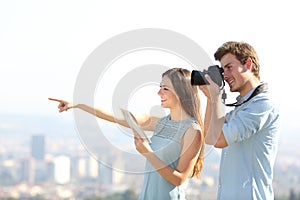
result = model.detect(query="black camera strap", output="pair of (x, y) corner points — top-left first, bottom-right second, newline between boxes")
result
(225, 83), (268, 107)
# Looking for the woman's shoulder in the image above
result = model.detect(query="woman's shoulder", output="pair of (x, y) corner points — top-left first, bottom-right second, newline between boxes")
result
(191, 121), (201, 131)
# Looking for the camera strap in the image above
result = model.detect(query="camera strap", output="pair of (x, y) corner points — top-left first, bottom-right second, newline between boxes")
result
(225, 83), (268, 107)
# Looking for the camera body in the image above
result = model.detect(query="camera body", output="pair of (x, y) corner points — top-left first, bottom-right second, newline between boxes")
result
(191, 65), (224, 87)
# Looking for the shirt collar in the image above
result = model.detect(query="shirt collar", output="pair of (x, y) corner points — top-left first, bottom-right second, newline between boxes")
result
(235, 82), (265, 104)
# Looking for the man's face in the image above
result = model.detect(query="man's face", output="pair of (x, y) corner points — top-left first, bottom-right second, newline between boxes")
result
(220, 53), (249, 95)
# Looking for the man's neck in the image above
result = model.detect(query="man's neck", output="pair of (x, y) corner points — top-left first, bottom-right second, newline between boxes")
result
(240, 79), (260, 97)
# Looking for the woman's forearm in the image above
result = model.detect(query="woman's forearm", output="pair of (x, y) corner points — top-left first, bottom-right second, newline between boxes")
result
(144, 152), (188, 186)
(76, 104), (129, 127)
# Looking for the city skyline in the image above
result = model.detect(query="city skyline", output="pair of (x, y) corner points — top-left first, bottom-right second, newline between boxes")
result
(0, 114), (299, 199)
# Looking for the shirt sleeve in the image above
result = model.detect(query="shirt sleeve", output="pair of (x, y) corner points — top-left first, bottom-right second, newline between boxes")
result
(222, 94), (274, 145)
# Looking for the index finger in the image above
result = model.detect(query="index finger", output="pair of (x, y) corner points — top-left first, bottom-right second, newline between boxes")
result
(48, 98), (63, 102)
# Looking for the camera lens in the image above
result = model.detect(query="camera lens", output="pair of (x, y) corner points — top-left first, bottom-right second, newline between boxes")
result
(191, 65), (224, 87)
(191, 70), (207, 85)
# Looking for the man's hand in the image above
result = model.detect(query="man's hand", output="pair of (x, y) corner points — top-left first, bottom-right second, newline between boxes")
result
(198, 75), (221, 102)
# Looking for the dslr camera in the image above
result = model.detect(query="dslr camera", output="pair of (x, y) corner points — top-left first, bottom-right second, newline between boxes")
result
(191, 65), (224, 87)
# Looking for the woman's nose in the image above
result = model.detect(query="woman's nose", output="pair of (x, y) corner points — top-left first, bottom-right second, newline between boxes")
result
(157, 88), (162, 96)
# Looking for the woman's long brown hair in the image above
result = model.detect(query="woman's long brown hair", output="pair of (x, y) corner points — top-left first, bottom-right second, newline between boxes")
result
(162, 68), (205, 178)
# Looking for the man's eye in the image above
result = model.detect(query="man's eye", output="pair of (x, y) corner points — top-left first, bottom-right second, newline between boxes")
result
(224, 66), (232, 71)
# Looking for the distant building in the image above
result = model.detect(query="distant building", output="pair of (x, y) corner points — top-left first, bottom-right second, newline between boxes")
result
(54, 155), (71, 184)
(34, 160), (48, 183)
(20, 157), (50, 184)
(20, 157), (35, 184)
(72, 156), (99, 180)
(98, 152), (125, 191)
(31, 135), (45, 160)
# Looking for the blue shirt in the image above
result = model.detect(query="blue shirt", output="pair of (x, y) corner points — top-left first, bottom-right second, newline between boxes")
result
(219, 84), (280, 200)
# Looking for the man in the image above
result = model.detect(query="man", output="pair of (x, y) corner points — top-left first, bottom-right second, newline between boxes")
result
(199, 41), (280, 200)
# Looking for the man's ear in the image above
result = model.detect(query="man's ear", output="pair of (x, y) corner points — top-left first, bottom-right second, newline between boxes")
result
(246, 57), (253, 70)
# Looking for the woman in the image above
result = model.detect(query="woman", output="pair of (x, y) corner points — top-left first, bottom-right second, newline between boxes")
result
(49, 68), (204, 200)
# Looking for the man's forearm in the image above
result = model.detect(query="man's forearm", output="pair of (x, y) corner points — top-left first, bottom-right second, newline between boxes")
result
(204, 96), (225, 145)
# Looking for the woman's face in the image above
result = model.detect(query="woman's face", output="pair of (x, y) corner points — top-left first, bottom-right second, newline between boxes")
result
(157, 75), (179, 109)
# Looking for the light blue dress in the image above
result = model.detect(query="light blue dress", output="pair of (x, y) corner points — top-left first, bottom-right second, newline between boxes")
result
(139, 115), (197, 200)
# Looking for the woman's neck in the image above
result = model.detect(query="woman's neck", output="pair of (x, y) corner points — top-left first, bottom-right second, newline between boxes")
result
(169, 107), (191, 121)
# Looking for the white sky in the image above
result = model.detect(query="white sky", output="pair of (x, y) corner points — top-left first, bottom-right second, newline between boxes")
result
(0, 0), (299, 132)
